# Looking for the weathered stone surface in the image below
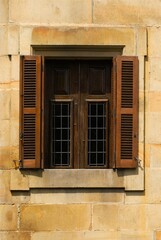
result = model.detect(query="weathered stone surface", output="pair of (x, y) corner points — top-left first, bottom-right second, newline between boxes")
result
(20, 27), (33, 55)
(11, 89), (19, 120)
(29, 169), (124, 188)
(0, 90), (10, 120)
(32, 231), (84, 240)
(30, 189), (124, 204)
(124, 167), (144, 191)
(0, 170), (12, 203)
(146, 113), (161, 144)
(0, 120), (10, 147)
(10, 119), (19, 147)
(0, 0), (8, 23)
(0, 232), (30, 240)
(32, 27), (135, 55)
(0, 26), (8, 55)
(8, 25), (19, 55)
(148, 28), (161, 57)
(146, 204), (161, 230)
(0, 205), (17, 230)
(147, 92), (161, 113)
(145, 168), (161, 203)
(93, 0), (161, 25)
(32, 231), (119, 240)
(156, 231), (161, 240)
(93, 204), (119, 230)
(0, 56), (11, 83)
(120, 231), (152, 240)
(10, 170), (29, 191)
(0, 147), (12, 169)
(125, 191), (145, 204)
(119, 204), (146, 231)
(150, 144), (161, 168)
(20, 204), (91, 231)
(10, 0), (92, 24)
(11, 56), (20, 82)
(149, 57), (161, 91)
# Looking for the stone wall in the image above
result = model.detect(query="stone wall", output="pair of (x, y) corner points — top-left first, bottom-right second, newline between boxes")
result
(0, 0), (161, 239)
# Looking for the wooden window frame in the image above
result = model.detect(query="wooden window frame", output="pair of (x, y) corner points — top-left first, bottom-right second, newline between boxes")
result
(20, 46), (138, 169)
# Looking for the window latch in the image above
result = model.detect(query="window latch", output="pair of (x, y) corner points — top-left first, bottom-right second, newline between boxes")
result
(135, 157), (143, 169)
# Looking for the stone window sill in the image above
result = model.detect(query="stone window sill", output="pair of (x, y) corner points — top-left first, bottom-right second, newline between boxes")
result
(10, 168), (144, 191)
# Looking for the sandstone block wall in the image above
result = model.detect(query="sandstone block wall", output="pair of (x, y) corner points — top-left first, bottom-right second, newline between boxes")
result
(1, 0), (161, 239)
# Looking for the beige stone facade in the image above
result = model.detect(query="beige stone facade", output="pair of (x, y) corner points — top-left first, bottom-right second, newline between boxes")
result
(1, 0), (161, 239)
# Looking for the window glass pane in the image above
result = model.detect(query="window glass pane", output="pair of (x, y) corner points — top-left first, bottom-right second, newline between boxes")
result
(88, 102), (106, 166)
(51, 102), (71, 166)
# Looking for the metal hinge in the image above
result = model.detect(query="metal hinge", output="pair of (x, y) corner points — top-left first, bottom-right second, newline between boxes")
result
(135, 157), (143, 170)
(13, 160), (22, 169)
(20, 132), (23, 140)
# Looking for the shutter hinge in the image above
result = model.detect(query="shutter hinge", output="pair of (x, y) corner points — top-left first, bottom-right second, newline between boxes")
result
(20, 132), (23, 140)
(135, 157), (143, 170)
(13, 159), (22, 169)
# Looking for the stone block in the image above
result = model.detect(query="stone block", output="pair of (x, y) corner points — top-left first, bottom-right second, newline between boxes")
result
(93, 0), (161, 25)
(30, 189), (124, 204)
(32, 232), (84, 240)
(145, 168), (161, 203)
(148, 28), (161, 57)
(146, 113), (161, 144)
(29, 169), (124, 188)
(93, 204), (119, 231)
(139, 111), (144, 143)
(10, 170), (29, 191)
(147, 91), (161, 113)
(11, 89), (19, 120)
(119, 204), (146, 231)
(11, 191), (30, 204)
(146, 204), (161, 230)
(84, 231), (119, 240)
(10, 146), (19, 168)
(11, 55), (20, 82)
(0, 0), (9, 23)
(120, 231), (152, 240)
(0, 26), (8, 55)
(125, 191), (145, 204)
(0, 205), (17, 230)
(10, 119), (19, 147)
(0, 56), (11, 83)
(0, 170), (12, 203)
(0, 90), (10, 120)
(32, 27), (135, 55)
(10, 0), (92, 24)
(0, 147), (13, 169)
(138, 56), (145, 92)
(124, 167), (144, 191)
(20, 204), (91, 231)
(0, 120), (10, 147)
(8, 25), (19, 55)
(149, 57), (161, 91)
(0, 232), (31, 240)
(20, 27), (33, 55)
(156, 231), (161, 240)
(150, 144), (161, 168)
(137, 28), (147, 56)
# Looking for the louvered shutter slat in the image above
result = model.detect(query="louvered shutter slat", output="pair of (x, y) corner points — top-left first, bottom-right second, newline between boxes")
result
(20, 56), (41, 168)
(114, 56), (138, 168)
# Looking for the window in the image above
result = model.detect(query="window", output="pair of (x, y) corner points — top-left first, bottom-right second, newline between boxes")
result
(20, 56), (138, 169)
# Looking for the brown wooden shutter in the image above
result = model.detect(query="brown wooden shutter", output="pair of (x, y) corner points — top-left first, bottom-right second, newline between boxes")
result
(20, 56), (42, 168)
(113, 56), (139, 168)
